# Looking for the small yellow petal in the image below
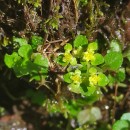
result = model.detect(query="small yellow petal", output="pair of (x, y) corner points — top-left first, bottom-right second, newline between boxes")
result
(89, 74), (99, 85)
(63, 53), (72, 62)
(83, 51), (95, 62)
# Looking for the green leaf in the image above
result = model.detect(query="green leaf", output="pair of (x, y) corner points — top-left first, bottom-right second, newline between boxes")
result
(108, 74), (116, 86)
(56, 55), (68, 66)
(121, 113), (130, 121)
(4, 52), (20, 68)
(91, 53), (104, 65)
(30, 75), (41, 81)
(70, 57), (77, 65)
(90, 107), (102, 121)
(89, 67), (97, 74)
(74, 35), (88, 48)
(104, 51), (123, 70)
(33, 53), (48, 68)
(80, 0), (88, 6)
(73, 46), (83, 58)
(77, 107), (101, 125)
(65, 101), (80, 117)
(112, 120), (129, 130)
(13, 37), (28, 46)
(63, 73), (72, 83)
(88, 41), (98, 51)
(116, 68), (125, 82)
(77, 109), (91, 125)
(86, 86), (96, 96)
(63, 52), (73, 63)
(98, 73), (109, 87)
(30, 36), (43, 50)
(64, 43), (72, 52)
(18, 44), (33, 59)
(68, 84), (82, 94)
(110, 40), (122, 52)
(13, 59), (30, 77)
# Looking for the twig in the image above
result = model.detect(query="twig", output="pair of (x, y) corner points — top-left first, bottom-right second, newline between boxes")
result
(111, 84), (118, 123)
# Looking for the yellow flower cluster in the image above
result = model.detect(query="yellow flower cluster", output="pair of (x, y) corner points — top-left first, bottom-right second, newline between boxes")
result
(70, 70), (81, 84)
(71, 75), (81, 84)
(83, 50), (95, 62)
(63, 53), (73, 62)
(89, 74), (99, 86)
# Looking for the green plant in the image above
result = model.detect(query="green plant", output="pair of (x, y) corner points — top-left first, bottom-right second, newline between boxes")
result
(3, 34), (126, 130)
(4, 36), (48, 81)
(17, 0), (42, 8)
(80, 0), (88, 6)
(57, 35), (124, 98)
(112, 113), (130, 130)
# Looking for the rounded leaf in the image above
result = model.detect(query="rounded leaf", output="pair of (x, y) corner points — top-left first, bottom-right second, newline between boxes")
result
(64, 43), (72, 52)
(86, 86), (96, 96)
(4, 52), (20, 68)
(98, 73), (109, 87)
(18, 44), (33, 59)
(30, 36), (43, 50)
(68, 84), (82, 94)
(13, 59), (30, 77)
(104, 51), (123, 70)
(70, 57), (77, 65)
(33, 53), (48, 68)
(77, 109), (91, 125)
(121, 113), (130, 121)
(91, 53), (104, 65)
(74, 35), (88, 48)
(89, 67), (97, 74)
(112, 120), (129, 130)
(63, 73), (72, 83)
(90, 107), (102, 120)
(13, 37), (28, 46)
(116, 68), (126, 82)
(110, 40), (122, 52)
(88, 41), (98, 51)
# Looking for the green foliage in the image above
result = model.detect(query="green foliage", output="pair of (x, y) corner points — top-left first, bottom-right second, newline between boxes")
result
(17, 0), (42, 8)
(109, 40), (122, 52)
(30, 36), (43, 50)
(57, 35), (124, 99)
(77, 107), (102, 125)
(104, 51), (123, 71)
(112, 113), (130, 130)
(13, 37), (28, 46)
(80, 0), (88, 6)
(113, 120), (129, 130)
(74, 35), (88, 48)
(1, 0), (129, 129)
(26, 89), (45, 105)
(121, 113), (130, 121)
(3, 34), (127, 130)
(4, 36), (48, 81)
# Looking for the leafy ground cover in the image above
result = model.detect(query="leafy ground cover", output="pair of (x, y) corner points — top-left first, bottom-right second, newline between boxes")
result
(0, 0), (130, 130)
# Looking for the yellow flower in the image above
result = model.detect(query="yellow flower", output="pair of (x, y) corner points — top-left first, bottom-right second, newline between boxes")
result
(89, 74), (99, 86)
(71, 75), (81, 84)
(63, 53), (72, 62)
(83, 51), (95, 62)
(70, 70), (81, 84)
